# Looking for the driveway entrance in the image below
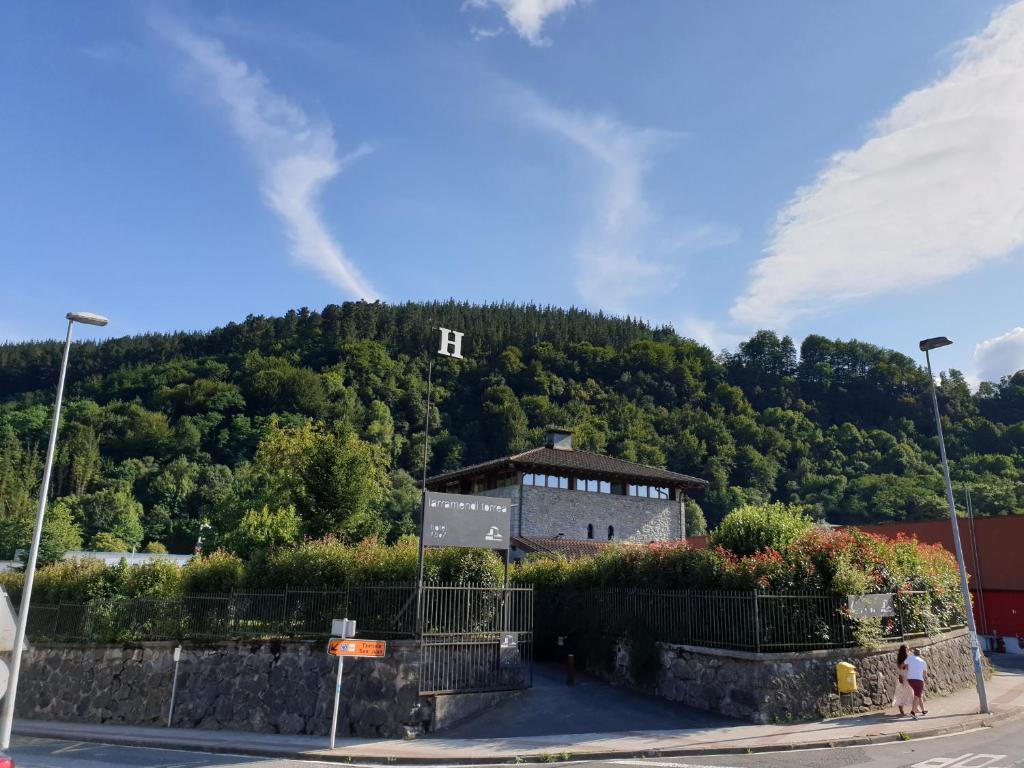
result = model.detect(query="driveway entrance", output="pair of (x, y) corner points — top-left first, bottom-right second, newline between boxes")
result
(431, 661), (736, 738)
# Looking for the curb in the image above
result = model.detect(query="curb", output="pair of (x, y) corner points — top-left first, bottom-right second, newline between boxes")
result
(14, 707), (1024, 765)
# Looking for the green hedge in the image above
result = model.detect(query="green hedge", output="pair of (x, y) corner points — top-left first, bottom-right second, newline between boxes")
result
(3, 535), (505, 605)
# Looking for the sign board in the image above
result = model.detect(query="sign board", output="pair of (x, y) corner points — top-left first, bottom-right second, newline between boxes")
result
(848, 593), (895, 618)
(499, 633), (520, 669)
(423, 491), (511, 550)
(327, 638), (386, 658)
(0, 587), (17, 653)
(331, 618), (357, 638)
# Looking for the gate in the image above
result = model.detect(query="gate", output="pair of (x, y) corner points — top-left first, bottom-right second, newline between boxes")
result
(418, 583), (533, 695)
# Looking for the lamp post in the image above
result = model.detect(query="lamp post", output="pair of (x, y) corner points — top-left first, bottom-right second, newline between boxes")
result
(919, 336), (989, 714)
(0, 311), (109, 749)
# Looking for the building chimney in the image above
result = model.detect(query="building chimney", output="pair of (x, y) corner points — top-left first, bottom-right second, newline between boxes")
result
(546, 428), (573, 451)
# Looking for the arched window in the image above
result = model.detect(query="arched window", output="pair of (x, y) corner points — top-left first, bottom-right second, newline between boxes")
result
(587, 524), (594, 540)
(607, 525), (615, 540)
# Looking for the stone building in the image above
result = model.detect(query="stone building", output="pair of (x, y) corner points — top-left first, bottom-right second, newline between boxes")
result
(424, 429), (707, 554)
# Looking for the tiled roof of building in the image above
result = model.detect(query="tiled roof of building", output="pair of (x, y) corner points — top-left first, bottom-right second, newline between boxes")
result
(512, 536), (617, 559)
(424, 446), (707, 490)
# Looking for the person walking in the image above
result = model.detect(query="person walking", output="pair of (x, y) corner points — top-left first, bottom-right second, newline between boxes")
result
(892, 644), (914, 715)
(905, 648), (928, 719)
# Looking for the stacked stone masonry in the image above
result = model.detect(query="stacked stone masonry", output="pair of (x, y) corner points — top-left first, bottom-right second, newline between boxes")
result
(614, 630), (975, 723)
(13, 640), (431, 738)
(478, 485), (681, 542)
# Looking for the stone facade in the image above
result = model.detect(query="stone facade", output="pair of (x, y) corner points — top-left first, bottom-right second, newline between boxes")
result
(479, 485), (682, 542)
(13, 640), (432, 738)
(611, 630), (975, 723)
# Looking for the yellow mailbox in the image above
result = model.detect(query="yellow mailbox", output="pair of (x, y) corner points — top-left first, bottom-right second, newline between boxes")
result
(836, 661), (857, 694)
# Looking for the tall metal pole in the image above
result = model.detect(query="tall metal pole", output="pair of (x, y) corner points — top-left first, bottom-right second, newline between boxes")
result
(415, 355), (433, 635)
(417, 356), (433, 587)
(925, 349), (989, 714)
(0, 320), (75, 749)
(965, 487), (988, 637)
(329, 655), (345, 749)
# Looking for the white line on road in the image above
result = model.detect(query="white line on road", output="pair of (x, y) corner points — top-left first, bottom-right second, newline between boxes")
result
(613, 760), (742, 768)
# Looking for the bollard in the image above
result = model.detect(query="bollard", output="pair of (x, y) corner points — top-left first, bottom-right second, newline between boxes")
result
(566, 653), (576, 687)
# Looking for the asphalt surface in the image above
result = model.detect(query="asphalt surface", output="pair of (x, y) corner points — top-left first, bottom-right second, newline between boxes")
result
(433, 662), (735, 738)
(7, 722), (1024, 767)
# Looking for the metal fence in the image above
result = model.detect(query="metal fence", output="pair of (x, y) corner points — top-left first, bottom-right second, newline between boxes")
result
(25, 583), (422, 643)
(418, 583), (534, 694)
(23, 582), (536, 645)
(535, 588), (965, 655)
(25, 582), (536, 697)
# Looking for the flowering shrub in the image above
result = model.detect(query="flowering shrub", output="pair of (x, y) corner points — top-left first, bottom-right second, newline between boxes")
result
(514, 526), (961, 606)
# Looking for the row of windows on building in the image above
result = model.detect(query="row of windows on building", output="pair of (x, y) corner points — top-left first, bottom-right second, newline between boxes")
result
(521, 473), (670, 499)
(587, 524), (614, 540)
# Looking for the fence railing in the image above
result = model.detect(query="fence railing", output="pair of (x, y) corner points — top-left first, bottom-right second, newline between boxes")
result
(418, 584), (534, 694)
(24, 583), (423, 643)
(22, 582), (539, 645)
(534, 588), (965, 654)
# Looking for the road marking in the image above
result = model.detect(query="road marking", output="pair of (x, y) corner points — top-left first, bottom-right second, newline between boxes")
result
(614, 761), (742, 768)
(50, 741), (92, 754)
(912, 755), (1009, 768)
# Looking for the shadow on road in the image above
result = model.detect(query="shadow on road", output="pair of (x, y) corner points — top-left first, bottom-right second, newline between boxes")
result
(430, 661), (738, 738)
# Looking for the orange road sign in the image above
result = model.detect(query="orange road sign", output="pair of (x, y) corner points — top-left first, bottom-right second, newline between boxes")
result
(327, 638), (386, 657)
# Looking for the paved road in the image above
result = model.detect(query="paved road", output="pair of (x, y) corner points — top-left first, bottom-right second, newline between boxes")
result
(434, 662), (734, 738)
(584, 723), (1024, 768)
(8, 722), (1024, 768)
(8, 737), (275, 767)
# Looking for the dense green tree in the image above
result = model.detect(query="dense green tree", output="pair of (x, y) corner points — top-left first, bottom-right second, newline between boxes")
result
(226, 505), (302, 559)
(0, 301), (1022, 552)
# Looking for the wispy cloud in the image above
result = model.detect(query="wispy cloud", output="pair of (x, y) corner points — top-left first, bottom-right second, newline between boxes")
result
(677, 315), (745, 353)
(732, 1), (1024, 328)
(464, 0), (582, 46)
(150, 13), (380, 300)
(976, 326), (1024, 382)
(470, 26), (504, 41)
(513, 89), (734, 312)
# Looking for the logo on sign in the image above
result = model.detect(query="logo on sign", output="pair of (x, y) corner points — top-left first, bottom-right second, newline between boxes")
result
(431, 524), (448, 539)
(437, 328), (464, 359)
(485, 526), (503, 542)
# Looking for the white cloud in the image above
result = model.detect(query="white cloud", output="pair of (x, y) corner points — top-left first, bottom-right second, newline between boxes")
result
(464, 0), (581, 46)
(732, 1), (1024, 328)
(151, 15), (380, 300)
(976, 326), (1024, 382)
(510, 88), (734, 312)
(512, 93), (664, 308)
(676, 316), (745, 353)
(470, 26), (504, 41)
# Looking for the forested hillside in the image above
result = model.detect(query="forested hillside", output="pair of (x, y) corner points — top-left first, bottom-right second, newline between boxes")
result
(1, 301), (1022, 557)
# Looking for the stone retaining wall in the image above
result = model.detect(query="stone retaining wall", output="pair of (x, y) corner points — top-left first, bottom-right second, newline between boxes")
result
(613, 630), (975, 723)
(13, 640), (431, 738)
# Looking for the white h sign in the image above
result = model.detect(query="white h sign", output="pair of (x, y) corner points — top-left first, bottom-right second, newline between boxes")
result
(437, 328), (464, 359)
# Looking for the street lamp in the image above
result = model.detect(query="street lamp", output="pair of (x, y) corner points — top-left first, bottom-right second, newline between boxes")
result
(919, 336), (989, 714)
(0, 311), (109, 749)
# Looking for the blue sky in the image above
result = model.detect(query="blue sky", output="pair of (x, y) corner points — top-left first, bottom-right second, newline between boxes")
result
(4, 0), (1024, 383)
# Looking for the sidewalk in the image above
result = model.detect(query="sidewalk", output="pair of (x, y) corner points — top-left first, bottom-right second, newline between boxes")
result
(14, 661), (1024, 764)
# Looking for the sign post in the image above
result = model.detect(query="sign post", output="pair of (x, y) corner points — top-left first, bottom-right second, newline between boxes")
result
(328, 618), (356, 750)
(166, 645), (182, 728)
